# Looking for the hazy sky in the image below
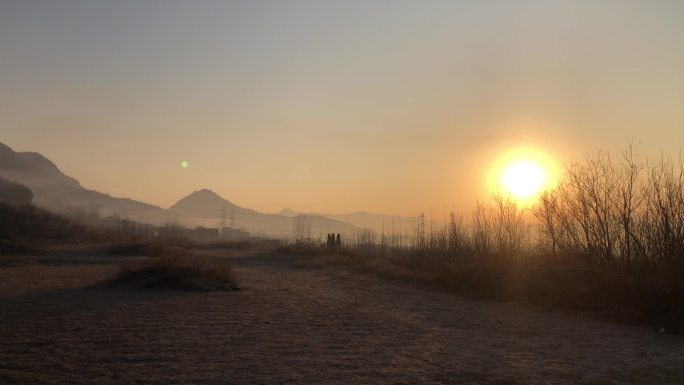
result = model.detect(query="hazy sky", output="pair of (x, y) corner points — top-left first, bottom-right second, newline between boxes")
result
(2, 0), (683, 215)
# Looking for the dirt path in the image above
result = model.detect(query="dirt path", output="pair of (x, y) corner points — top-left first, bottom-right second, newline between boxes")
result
(1, 253), (683, 384)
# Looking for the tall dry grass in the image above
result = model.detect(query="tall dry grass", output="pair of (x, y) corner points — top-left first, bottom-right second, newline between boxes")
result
(300, 146), (684, 331)
(339, 146), (684, 275)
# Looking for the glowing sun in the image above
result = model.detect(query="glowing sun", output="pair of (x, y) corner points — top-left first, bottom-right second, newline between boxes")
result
(489, 147), (558, 204)
(500, 160), (546, 200)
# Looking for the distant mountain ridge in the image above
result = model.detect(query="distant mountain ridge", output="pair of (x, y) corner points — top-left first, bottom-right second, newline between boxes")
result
(0, 142), (168, 222)
(0, 142), (360, 238)
(0, 143), (79, 184)
(276, 208), (418, 233)
(170, 189), (358, 238)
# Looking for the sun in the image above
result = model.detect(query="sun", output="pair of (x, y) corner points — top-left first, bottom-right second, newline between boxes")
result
(500, 160), (546, 200)
(489, 147), (558, 204)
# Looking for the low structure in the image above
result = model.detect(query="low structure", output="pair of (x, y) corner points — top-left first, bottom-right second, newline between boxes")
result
(220, 227), (250, 241)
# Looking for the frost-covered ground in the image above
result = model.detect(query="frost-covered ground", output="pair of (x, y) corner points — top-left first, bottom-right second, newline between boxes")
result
(1, 253), (683, 384)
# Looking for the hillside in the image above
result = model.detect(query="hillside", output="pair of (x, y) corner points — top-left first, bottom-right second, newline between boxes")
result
(0, 143), (359, 238)
(171, 189), (358, 238)
(0, 143), (169, 223)
(0, 177), (33, 206)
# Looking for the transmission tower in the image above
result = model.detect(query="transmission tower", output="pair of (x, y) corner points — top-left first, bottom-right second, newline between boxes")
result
(220, 207), (227, 228)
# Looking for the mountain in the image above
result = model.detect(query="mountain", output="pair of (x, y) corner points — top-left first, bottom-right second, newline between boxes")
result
(275, 208), (418, 233)
(0, 143), (169, 222)
(276, 208), (300, 217)
(0, 142), (359, 238)
(170, 189), (358, 238)
(170, 189), (258, 219)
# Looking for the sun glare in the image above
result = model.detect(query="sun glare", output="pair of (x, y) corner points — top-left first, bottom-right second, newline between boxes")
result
(501, 160), (545, 200)
(489, 147), (558, 205)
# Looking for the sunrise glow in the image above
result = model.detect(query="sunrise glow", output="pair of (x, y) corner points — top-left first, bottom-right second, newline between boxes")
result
(489, 147), (558, 205)
(500, 160), (546, 200)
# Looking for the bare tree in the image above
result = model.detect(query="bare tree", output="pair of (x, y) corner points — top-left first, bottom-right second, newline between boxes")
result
(641, 153), (684, 269)
(471, 201), (494, 259)
(447, 211), (469, 259)
(491, 193), (528, 259)
(293, 215), (312, 244)
(533, 190), (563, 257)
(616, 143), (645, 267)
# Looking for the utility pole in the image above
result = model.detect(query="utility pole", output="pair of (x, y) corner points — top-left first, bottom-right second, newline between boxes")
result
(418, 212), (425, 247)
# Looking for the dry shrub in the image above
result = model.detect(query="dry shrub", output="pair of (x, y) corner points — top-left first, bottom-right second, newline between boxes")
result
(108, 246), (239, 291)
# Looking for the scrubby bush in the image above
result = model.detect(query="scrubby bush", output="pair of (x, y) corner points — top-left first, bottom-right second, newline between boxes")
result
(108, 246), (239, 291)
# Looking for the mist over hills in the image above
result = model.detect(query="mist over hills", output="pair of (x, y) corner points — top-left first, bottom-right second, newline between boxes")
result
(170, 189), (357, 238)
(276, 208), (419, 233)
(0, 142), (358, 238)
(0, 143), (168, 223)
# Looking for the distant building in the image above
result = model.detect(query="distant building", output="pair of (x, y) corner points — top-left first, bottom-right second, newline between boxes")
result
(157, 224), (250, 243)
(220, 227), (250, 241)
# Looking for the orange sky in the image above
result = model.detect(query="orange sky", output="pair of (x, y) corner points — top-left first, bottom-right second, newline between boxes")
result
(2, 1), (684, 215)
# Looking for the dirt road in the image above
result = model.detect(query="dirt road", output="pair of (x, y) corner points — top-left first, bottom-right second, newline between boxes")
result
(1, 253), (683, 384)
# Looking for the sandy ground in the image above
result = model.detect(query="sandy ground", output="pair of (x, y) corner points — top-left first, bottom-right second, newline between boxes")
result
(1, 253), (683, 385)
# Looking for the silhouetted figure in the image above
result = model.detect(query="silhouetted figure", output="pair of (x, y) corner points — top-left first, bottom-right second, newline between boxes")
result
(326, 233), (333, 248)
(335, 233), (341, 248)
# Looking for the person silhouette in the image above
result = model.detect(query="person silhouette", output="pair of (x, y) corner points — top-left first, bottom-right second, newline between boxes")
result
(335, 233), (341, 248)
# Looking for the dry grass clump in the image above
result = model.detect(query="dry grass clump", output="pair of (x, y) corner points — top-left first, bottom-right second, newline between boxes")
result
(108, 246), (239, 292)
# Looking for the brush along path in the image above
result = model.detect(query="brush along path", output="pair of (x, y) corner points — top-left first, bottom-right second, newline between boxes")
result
(0, 253), (683, 384)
